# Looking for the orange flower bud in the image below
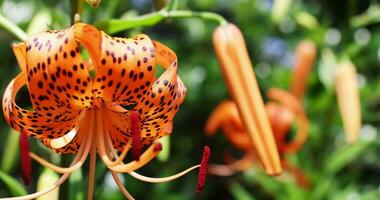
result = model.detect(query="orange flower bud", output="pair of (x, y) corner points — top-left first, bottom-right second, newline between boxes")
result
(213, 23), (281, 175)
(290, 40), (317, 100)
(335, 61), (361, 144)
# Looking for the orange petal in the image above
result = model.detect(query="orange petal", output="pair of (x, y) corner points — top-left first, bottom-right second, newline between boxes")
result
(103, 41), (185, 147)
(2, 71), (83, 140)
(213, 23), (281, 175)
(204, 100), (243, 136)
(335, 61), (361, 144)
(12, 43), (27, 72)
(94, 33), (155, 104)
(205, 101), (252, 151)
(266, 88), (308, 153)
(24, 27), (93, 114)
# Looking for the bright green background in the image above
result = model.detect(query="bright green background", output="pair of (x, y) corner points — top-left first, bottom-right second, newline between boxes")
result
(1, 0), (380, 199)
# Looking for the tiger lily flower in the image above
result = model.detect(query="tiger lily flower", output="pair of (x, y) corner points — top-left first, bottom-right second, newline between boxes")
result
(213, 23), (281, 176)
(3, 23), (210, 199)
(335, 61), (361, 144)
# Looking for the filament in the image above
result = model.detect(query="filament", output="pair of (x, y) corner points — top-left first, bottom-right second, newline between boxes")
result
(87, 134), (97, 200)
(96, 107), (162, 173)
(110, 171), (135, 200)
(208, 153), (255, 176)
(99, 106), (136, 200)
(3, 111), (95, 200)
(29, 113), (94, 174)
(128, 165), (200, 183)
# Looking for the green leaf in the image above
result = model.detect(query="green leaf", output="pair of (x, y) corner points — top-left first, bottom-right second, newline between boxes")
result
(69, 168), (84, 200)
(0, 170), (27, 196)
(229, 181), (255, 200)
(1, 129), (19, 173)
(157, 136), (170, 162)
(94, 12), (164, 34)
(324, 141), (372, 174)
(36, 169), (59, 200)
(26, 8), (52, 35)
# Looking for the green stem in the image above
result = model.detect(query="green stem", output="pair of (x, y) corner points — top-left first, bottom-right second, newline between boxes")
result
(0, 14), (27, 40)
(95, 9), (227, 34)
(71, 0), (84, 24)
(166, 10), (227, 25)
(59, 155), (73, 200)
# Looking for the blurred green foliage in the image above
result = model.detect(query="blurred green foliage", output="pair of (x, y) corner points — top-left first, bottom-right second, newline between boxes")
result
(0, 0), (380, 199)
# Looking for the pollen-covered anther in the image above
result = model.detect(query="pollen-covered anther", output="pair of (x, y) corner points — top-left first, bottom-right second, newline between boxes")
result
(20, 133), (32, 185)
(196, 146), (211, 193)
(153, 143), (163, 152)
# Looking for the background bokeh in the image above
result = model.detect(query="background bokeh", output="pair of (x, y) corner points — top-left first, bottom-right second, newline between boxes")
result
(1, 0), (380, 199)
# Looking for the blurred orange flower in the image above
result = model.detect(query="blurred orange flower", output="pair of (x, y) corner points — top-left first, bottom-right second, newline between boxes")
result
(206, 40), (316, 187)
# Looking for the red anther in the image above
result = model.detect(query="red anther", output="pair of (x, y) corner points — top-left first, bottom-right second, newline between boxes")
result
(19, 133), (32, 185)
(196, 146), (211, 193)
(153, 143), (163, 152)
(130, 111), (141, 161)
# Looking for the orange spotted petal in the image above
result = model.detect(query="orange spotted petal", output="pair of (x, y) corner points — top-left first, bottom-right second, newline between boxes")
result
(103, 41), (185, 147)
(73, 23), (156, 105)
(22, 28), (93, 115)
(137, 66), (186, 144)
(2, 72), (83, 141)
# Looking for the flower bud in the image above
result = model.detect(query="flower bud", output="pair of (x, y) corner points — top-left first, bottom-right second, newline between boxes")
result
(335, 61), (361, 144)
(290, 40), (317, 100)
(213, 23), (281, 175)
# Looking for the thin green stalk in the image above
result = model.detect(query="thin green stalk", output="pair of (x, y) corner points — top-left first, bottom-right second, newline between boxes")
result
(71, 0), (84, 24)
(0, 14), (27, 40)
(59, 155), (73, 200)
(165, 10), (227, 25)
(95, 9), (227, 34)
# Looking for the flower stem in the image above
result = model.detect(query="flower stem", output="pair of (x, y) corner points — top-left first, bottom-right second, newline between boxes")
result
(95, 9), (227, 34)
(165, 10), (227, 25)
(0, 14), (27, 41)
(71, 0), (84, 24)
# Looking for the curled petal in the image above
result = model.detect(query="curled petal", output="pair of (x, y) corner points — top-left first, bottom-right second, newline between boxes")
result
(74, 23), (156, 105)
(2, 72), (83, 141)
(103, 41), (186, 146)
(205, 101), (252, 151)
(266, 88), (308, 153)
(22, 27), (93, 114)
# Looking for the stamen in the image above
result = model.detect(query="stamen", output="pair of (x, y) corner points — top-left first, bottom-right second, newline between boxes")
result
(28, 119), (93, 174)
(208, 153), (255, 176)
(87, 138), (96, 200)
(103, 109), (132, 166)
(19, 133), (32, 185)
(110, 171), (135, 200)
(97, 107), (162, 173)
(100, 109), (136, 200)
(196, 146), (211, 193)
(1, 111), (95, 200)
(130, 111), (141, 161)
(107, 142), (162, 173)
(128, 165), (200, 183)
